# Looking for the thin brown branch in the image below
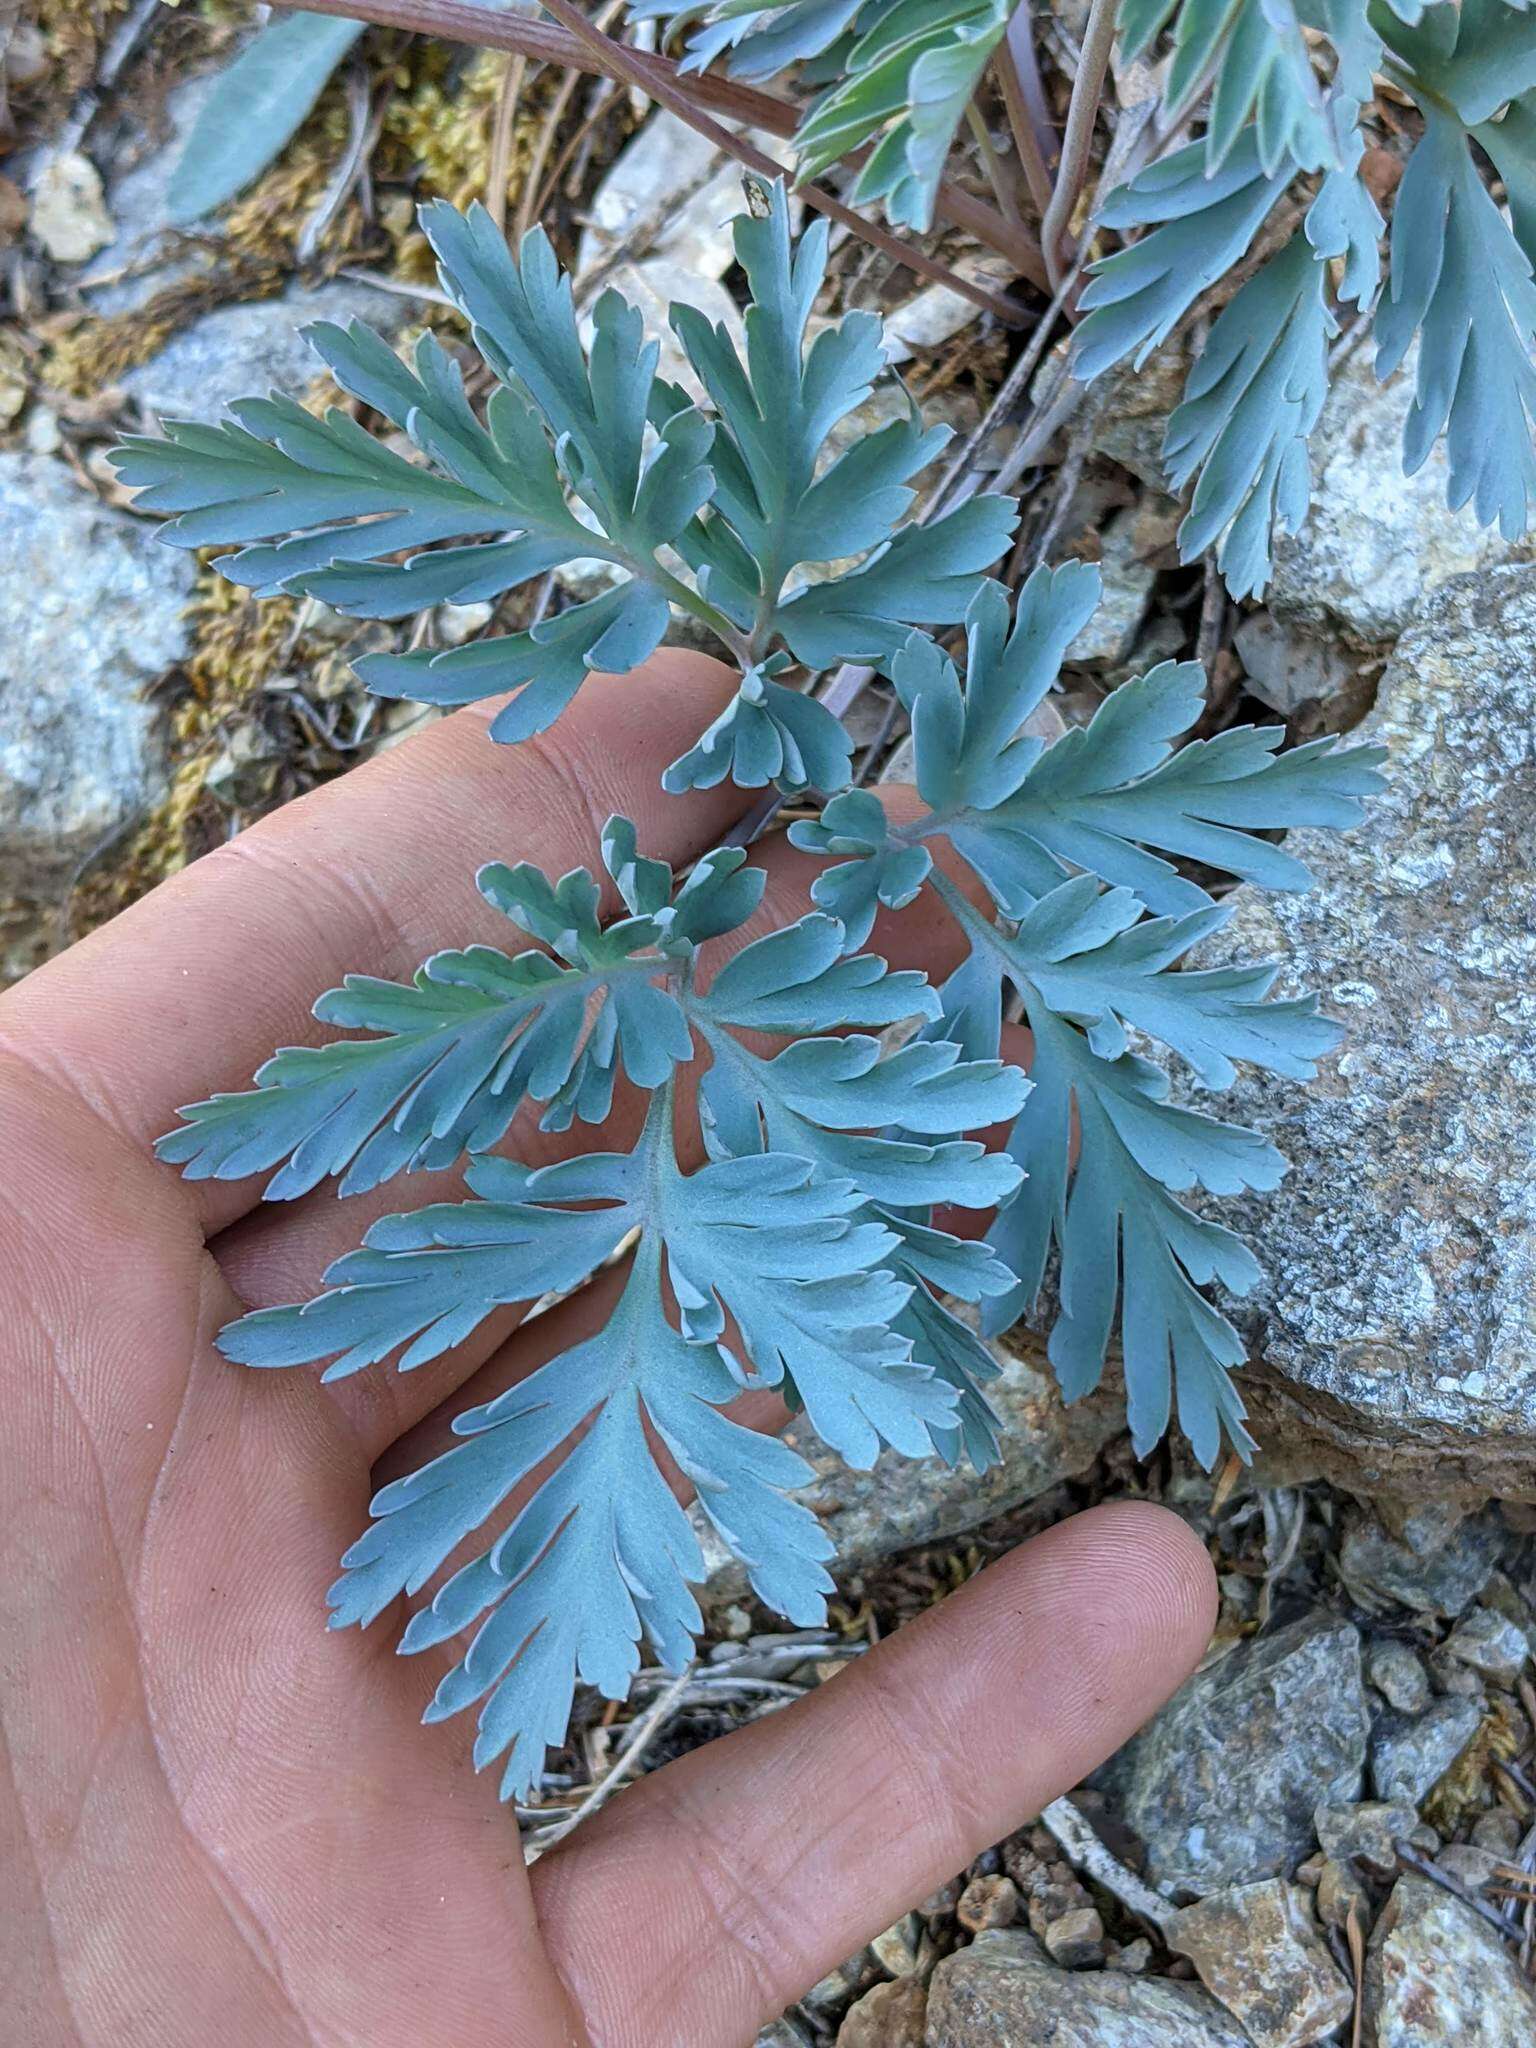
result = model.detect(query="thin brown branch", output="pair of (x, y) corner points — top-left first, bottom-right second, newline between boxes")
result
(965, 100), (1024, 230)
(484, 50), (529, 233)
(535, 0), (1028, 323)
(1039, 0), (1117, 288)
(995, 7), (1056, 216)
(285, 0), (1047, 286)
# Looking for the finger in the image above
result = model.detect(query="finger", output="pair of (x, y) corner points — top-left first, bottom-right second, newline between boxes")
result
(211, 787), (975, 1466)
(532, 1502), (1217, 2048)
(0, 652), (745, 1238)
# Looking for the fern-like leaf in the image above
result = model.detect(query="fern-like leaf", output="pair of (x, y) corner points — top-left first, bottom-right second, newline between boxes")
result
(1162, 229), (1333, 599)
(116, 184), (1013, 778)
(796, 574), (1383, 925)
(1375, 103), (1536, 537)
(793, 0), (1011, 231)
(1120, 0), (1335, 174)
(662, 181), (1016, 653)
(1073, 130), (1294, 382)
(792, 571), (1383, 1465)
(636, 0), (867, 82)
(203, 838), (1027, 1798)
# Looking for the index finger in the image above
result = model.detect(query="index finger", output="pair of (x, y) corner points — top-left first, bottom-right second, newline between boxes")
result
(0, 652), (743, 1236)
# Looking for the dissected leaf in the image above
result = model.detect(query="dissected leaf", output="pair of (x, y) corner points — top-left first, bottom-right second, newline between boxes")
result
(662, 656), (854, 794)
(206, 841), (1029, 1798)
(794, 0), (1011, 230)
(820, 576), (1384, 923)
(783, 573), (1382, 1464)
(1074, 130), (1293, 381)
(1381, 0), (1536, 125)
(635, 0), (868, 80)
(155, 824), (763, 1199)
(1164, 229), (1334, 598)
(1121, 0), (1335, 173)
(1375, 103), (1536, 537)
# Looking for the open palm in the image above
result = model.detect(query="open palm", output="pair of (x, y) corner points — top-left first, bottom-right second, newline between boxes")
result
(0, 653), (1214, 2048)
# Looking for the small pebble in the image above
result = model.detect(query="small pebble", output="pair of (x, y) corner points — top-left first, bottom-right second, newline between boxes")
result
(1471, 1809), (1523, 1856)
(918, 1877), (961, 1923)
(1106, 1937), (1153, 1974)
(956, 1873), (1019, 1933)
(1367, 1638), (1432, 1715)
(834, 1974), (926, 2047)
(869, 1912), (921, 1978)
(1316, 1856), (1371, 1930)
(1443, 1606), (1532, 1688)
(1042, 1905), (1106, 1968)
(1436, 1843), (1503, 1891)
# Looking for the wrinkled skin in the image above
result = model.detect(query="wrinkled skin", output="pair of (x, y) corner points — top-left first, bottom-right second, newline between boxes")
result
(0, 655), (1215, 2047)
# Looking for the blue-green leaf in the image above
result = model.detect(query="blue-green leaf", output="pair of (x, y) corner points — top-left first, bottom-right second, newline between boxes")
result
(1164, 229), (1334, 599)
(155, 821), (763, 1199)
(793, 0), (1012, 231)
(1375, 104), (1536, 537)
(166, 13), (365, 225)
(1074, 130), (1294, 382)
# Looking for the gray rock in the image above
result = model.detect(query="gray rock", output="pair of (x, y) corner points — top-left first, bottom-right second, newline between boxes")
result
(755, 2022), (814, 2048)
(927, 1930), (1249, 2047)
(1270, 347), (1536, 645)
(1195, 568), (1536, 1500)
(1366, 1877), (1536, 2045)
(81, 74), (219, 312)
(1233, 609), (1374, 725)
(1170, 1879), (1354, 2048)
(1365, 1640), (1432, 1716)
(0, 453), (193, 899)
(1371, 1697), (1483, 1807)
(1443, 1607), (1531, 1688)
(696, 1329), (1121, 1598)
(1313, 1802), (1419, 1878)
(1339, 1506), (1506, 1618)
(120, 279), (406, 421)
(1066, 508), (1156, 666)
(1100, 1612), (1369, 1894)
(1437, 1844), (1504, 1892)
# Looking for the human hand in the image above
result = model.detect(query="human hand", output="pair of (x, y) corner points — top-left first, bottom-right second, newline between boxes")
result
(0, 654), (1215, 2048)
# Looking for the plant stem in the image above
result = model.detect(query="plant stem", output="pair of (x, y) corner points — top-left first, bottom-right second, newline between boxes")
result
(285, 0), (1047, 289)
(538, 0), (1029, 323)
(995, 10), (1056, 217)
(650, 565), (752, 665)
(1039, 0), (1117, 288)
(965, 100), (1024, 229)
(484, 50), (528, 232)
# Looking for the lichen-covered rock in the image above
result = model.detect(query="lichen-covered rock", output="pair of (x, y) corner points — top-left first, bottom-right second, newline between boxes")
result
(0, 454), (193, 900)
(1365, 1641), (1431, 1716)
(927, 1930), (1248, 2046)
(1098, 1613), (1369, 1894)
(1339, 1505), (1507, 1617)
(1443, 1607), (1532, 1688)
(1370, 1697), (1483, 1808)
(696, 1333), (1121, 1599)
(1366, 1877), (1536, 2045)
(1198, 567), (1536, 1500)
(1269, 348), (1535, 644)
(1170, 1880), (1353, 2048)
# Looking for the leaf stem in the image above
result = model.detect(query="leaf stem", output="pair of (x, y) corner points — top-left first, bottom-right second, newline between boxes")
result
(649, 563), (752, 664)
(1039, 0), (1117, 288)
(995, 8), (1057, 217)
(966, 100), (1025, 230)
